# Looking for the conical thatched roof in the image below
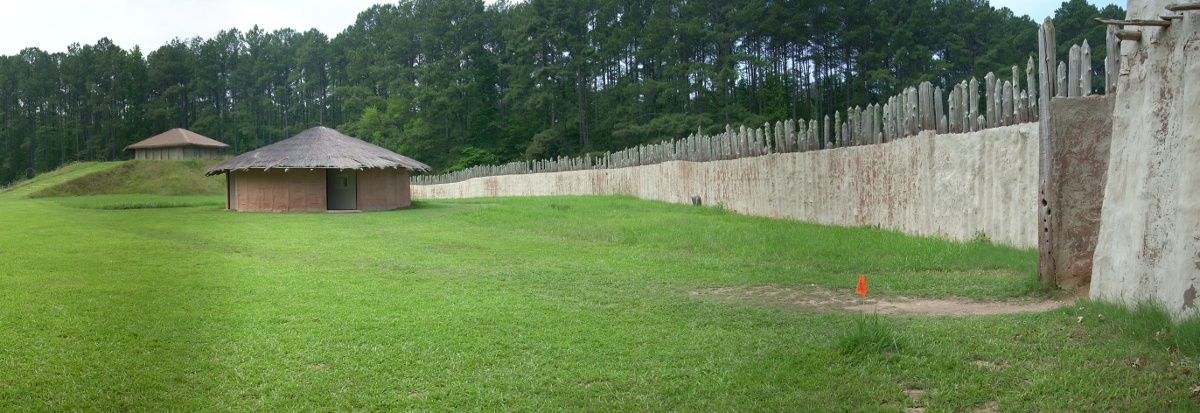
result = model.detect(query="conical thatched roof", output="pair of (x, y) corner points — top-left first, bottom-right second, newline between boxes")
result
(125, 128), (228, 151)
(206, 126), (430, 176)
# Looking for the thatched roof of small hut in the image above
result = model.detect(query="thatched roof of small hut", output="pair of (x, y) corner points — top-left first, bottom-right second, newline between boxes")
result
(206, 126), (430, 176)
(125, 128), (228, 151)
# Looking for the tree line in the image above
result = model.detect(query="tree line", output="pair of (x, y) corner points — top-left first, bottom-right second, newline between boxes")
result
(0, 0), (1122, 186)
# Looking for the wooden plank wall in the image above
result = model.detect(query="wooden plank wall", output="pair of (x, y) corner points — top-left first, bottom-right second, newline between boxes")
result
(358, 168), (411, 211)
(133, 146), (223, 160)
(231, 169), (325, 212)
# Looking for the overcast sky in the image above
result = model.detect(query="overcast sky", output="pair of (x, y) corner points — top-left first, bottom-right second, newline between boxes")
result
(0, 0), (1125, 57)
(991, 0), (1124, 22)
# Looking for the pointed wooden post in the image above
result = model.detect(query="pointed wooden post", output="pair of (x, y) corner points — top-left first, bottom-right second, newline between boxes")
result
(865, 105), (873, 144)
(800, 120), (808, 151)
(968, 78), (979, 131)
(949, 85), (960, 132)
(787, 118), (796, 152)
(864, 105), (873, 143)
(734, 124), (744, 157)
(727, 129), (736, 159)
(1105, 25), (1119, 94)
(739, 125), (749, 157)
(746, 127), (755, 157)
(955, 81), (963, 131)
(916, 82), (930, 131)
(861, 106), (870, 145)
(1080, 39), (1092, 96)
(739, 130), (748, 157)
(867, 105), (874, 143)
(994, 83), (1003, 127)
(862, 105), (869, 144)
(962, 82), (971, 131)
(882, 101), (892, 141)
(894, 95), (903, 138)
(789, 119), (799, 152)
(868, 103), (878, 142)
(773, 121), (783, 153)
(1038, 18), (1057, 286)
(1003, 80), (1014, 126)
(847, 107), (857, 146)
(868, 105), (878, 143)
(858, 106), (867, 145)
(887, 98), (896, 140)
(822, 115), (830, 150)
(1068, 43), (1081, 97)
(1027, 57), (1038, 120)
(809, 119), (818, 150)
(896, 98), (904, 139)
(985, 72), (996, 128)
(927, 82), (938, 131)
(934, 86), (945, 133)
(795, 119), (804, 153)
(910, 87), (920, 135)
(909, 87), (918, 135)
(1017, 91), (1027, 123)
(860, 106), (868, 144)
(801, 120), (809, 151)
(1057, 61), (1068, 97)
(1012, 65), (1022, 95)
(754, 127), (762, 156)
(833, 111), (842, 147)
(872, 104), (881, 143)
(1012, 65), (1022, 122)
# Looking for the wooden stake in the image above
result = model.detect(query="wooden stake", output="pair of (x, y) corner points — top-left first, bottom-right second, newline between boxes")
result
(1080, 39), (1092, 96)
(1026, 57), (1037, 120)
(1165, 2), (1200, 12)
(1057, 61), (1067, 97)
(1094, 18), (1172, 27)
(968, 78), (979, 131)
(1068, 44), (1081, 97)
(1116, 30), (1143, 41)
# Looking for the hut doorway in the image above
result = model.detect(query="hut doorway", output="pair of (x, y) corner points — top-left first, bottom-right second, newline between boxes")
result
(326, 169), (358, 210)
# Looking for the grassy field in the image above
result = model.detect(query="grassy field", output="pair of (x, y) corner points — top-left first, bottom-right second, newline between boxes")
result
(0, 180), (1198, 411)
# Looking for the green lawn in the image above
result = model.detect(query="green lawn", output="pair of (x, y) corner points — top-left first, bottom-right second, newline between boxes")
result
(0, 193), (1196, 412)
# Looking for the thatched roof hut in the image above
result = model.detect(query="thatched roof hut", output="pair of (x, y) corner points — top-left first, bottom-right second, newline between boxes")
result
(206, 126), (430, 212)
(125, 128), (228, 160)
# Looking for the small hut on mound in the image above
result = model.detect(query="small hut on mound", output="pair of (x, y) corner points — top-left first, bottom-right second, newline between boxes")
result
(205, 126), (430, 212)
(125, 128), (229, 160)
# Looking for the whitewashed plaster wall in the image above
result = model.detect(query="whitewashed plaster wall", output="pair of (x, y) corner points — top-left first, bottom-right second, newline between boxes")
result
(414, 123), (1039, 248)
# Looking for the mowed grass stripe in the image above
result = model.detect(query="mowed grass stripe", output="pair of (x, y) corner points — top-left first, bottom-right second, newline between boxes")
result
(1, 195), (1196, 412)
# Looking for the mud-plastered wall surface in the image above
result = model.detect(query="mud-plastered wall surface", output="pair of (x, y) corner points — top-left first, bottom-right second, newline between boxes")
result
(415, 123), (1039, 248)
(1091, 0), (1200, 317)
(1044, 96), (1114, 290)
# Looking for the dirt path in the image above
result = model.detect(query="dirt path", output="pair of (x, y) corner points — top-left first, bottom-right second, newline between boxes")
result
(689, 284), (1075, 316)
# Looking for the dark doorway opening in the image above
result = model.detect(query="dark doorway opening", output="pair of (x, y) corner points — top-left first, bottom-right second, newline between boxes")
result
(326, 169), (357, 210)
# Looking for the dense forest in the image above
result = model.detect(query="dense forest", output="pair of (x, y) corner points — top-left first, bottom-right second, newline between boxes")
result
(0, 0), (1122, 186)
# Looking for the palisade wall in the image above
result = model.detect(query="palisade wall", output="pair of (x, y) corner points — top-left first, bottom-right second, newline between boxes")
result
(414, 123), (1039, 248)
(412, 27), (1102, 251)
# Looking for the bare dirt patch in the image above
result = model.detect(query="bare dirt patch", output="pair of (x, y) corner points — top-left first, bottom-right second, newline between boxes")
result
(900, 382), (926, 412)
(688, 285), (1074, 316)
